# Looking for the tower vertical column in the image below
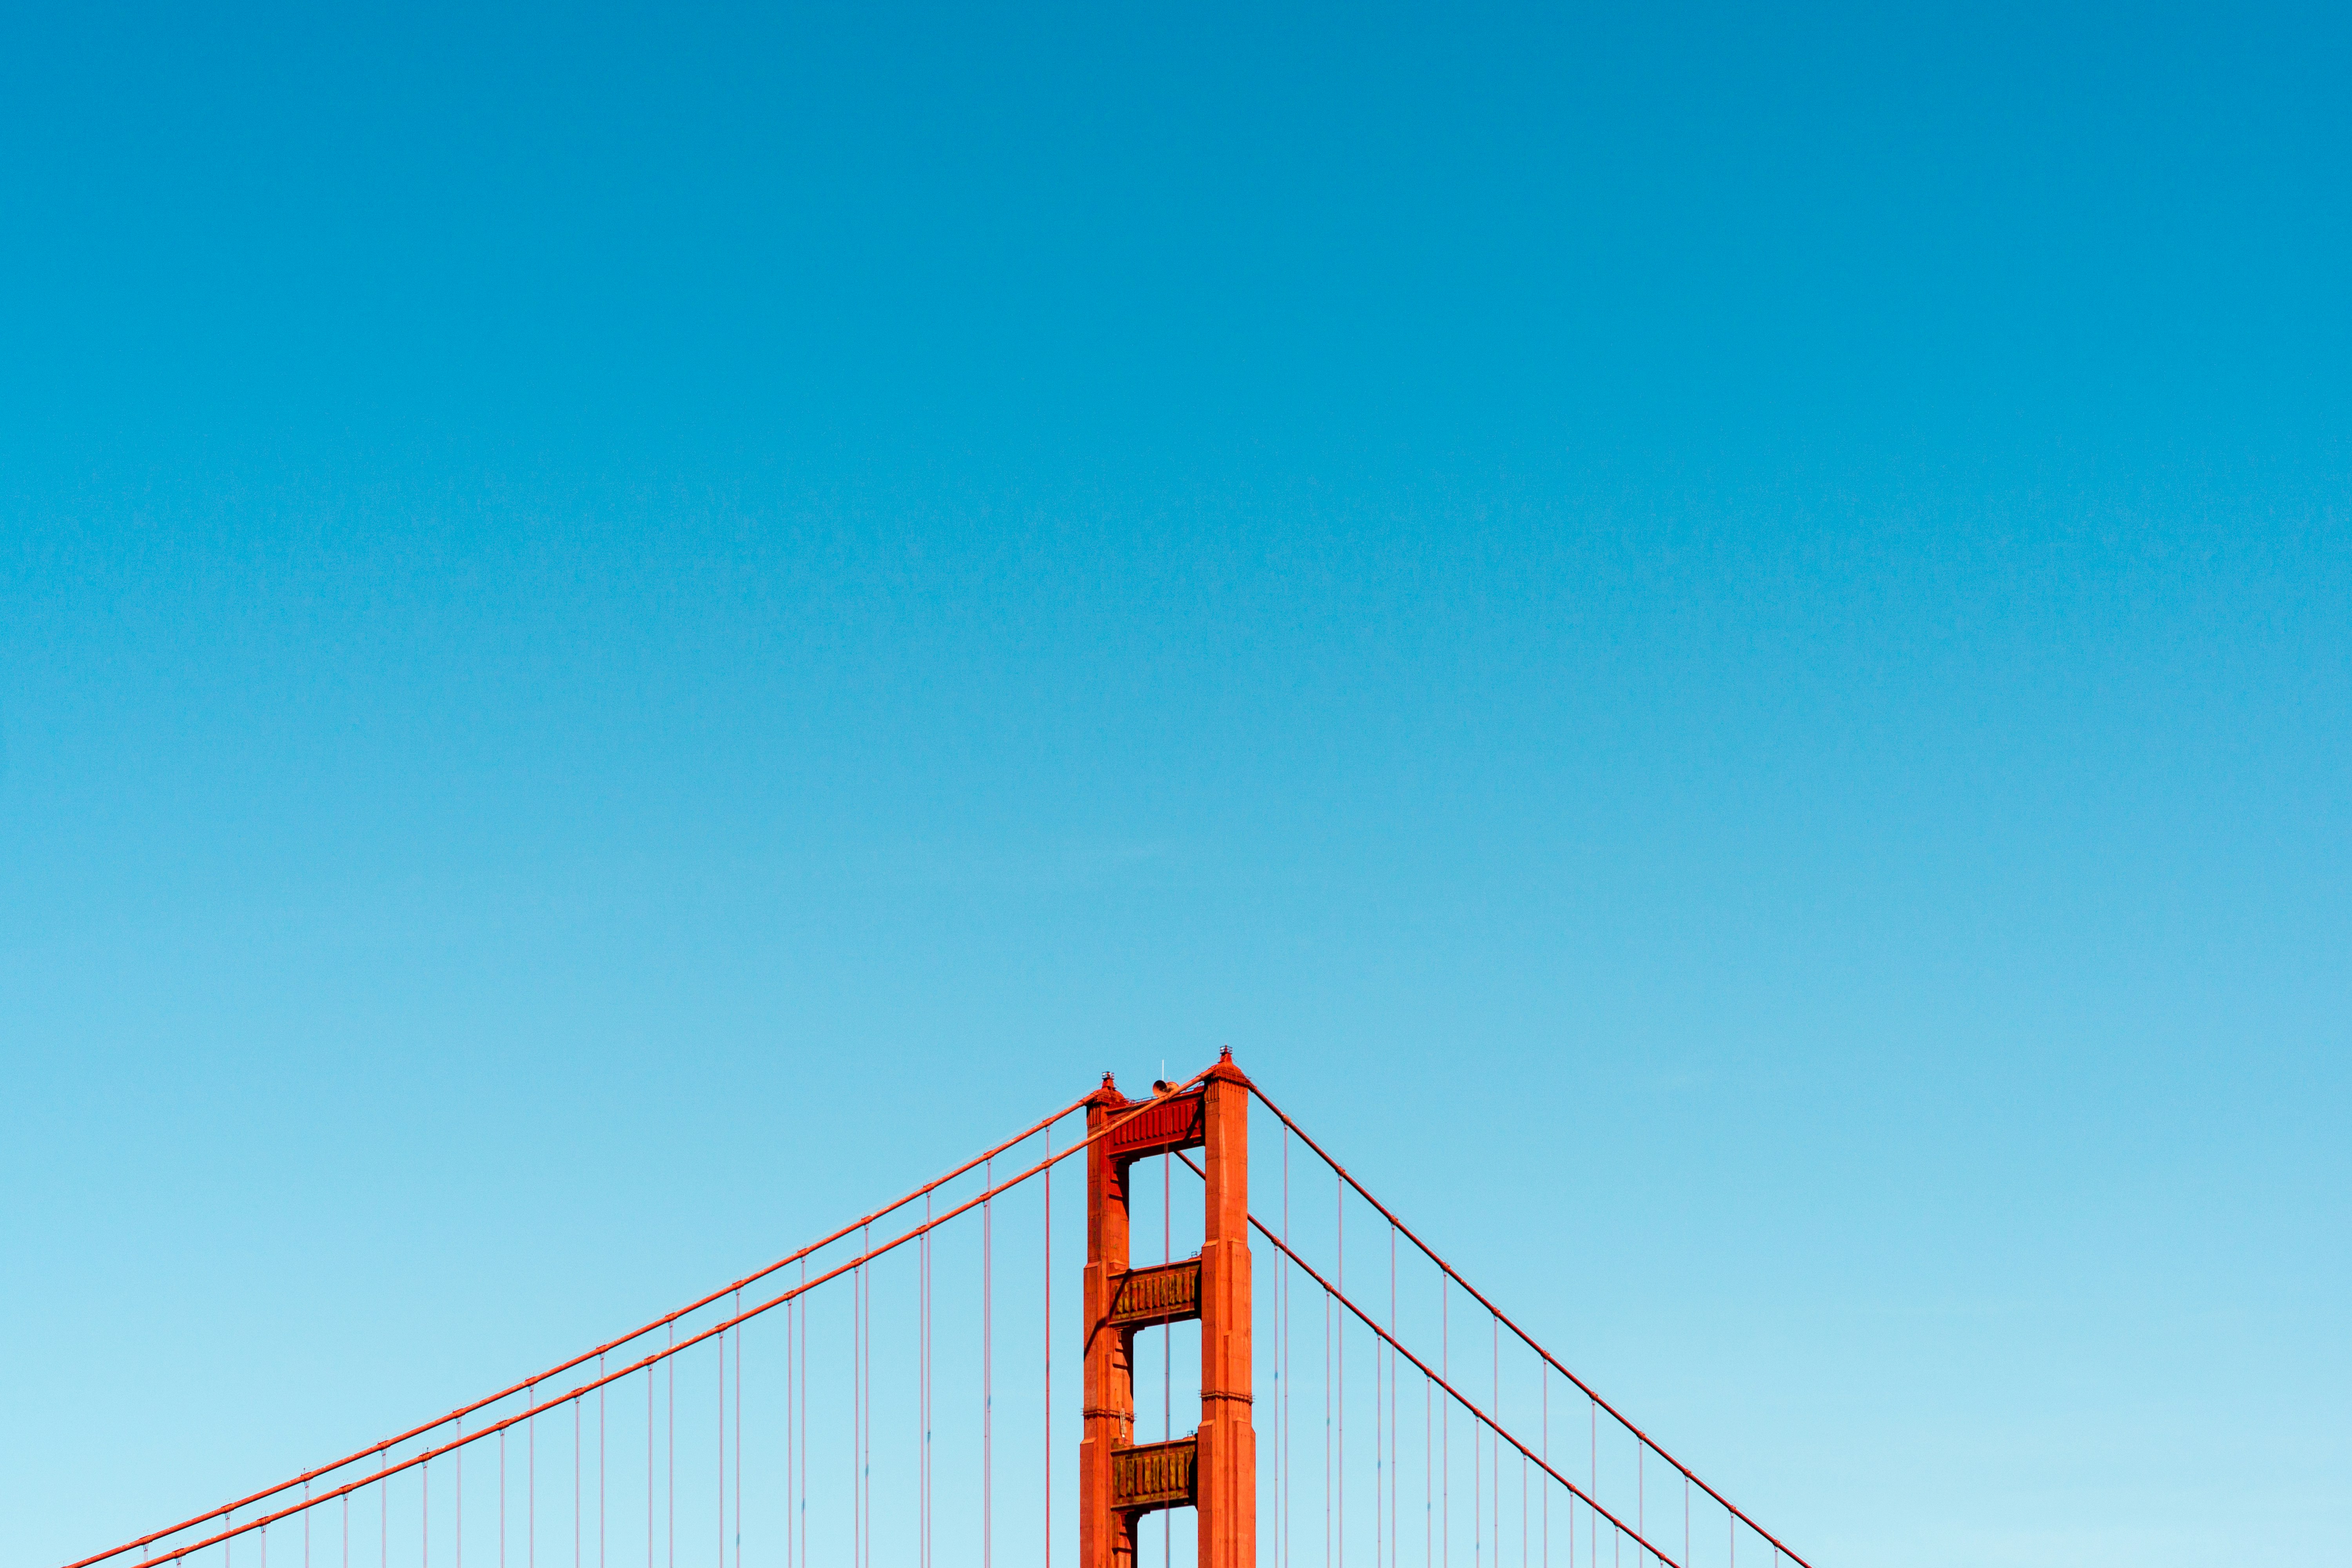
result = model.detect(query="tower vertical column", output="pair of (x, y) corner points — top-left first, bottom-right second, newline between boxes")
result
(1195, 1050), (1256, 1568)
(1080, 1076), (1137, 1568)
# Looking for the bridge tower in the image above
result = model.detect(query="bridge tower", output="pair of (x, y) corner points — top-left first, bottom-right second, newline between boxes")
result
(1080, 1049), (1256, 1568)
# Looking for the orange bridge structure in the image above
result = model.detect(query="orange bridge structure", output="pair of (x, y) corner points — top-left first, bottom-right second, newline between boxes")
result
(60, 1052), (1810, 1568)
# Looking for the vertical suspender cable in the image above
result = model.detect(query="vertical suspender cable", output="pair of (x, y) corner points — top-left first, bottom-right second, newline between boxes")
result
(790, 1298), (800, 1568)
(451, 1426), (458, 1568)
(1336, 1179), (1343, 1568)
(983, 1158), (993, 1568)
(715, 1334), (723, 1568)
(1372, 1226), (1381, 1568)
(1043, 1127), (1052, 1568)
(864, 1223), (873, 1568)
(572, 1394), (579, 1568)
(850, 1253), (858, 1568)
(667, 1326), (675, 1568)
(529, 1381), (537, 1568)
(922, 1195), (932, 1568)
(598, 1357), (606, 1568)
(860, 1233), (867, 1568)
(799, 1261), (808, 1568)
(919, 1205), (926, 1568)
(645, 1367), (654, 1568)
(861, 1250), (870, 1568)
(733, 1294), (741, 1568)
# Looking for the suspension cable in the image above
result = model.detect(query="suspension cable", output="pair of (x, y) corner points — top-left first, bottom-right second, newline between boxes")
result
(665, 1327), (673, 1568)
(643, 1369), (652, 1568)
(88, 1079), (1213, 1568)
(712, 1330), (721, 1568)
(1041, 1129), (1051, 1568)
(70, 1094), (1098, 1568)
(1168, 1149), (1686, 1568)
(1245, 1084), (1808, 1568)
(598, 1357), (606, 1568)
(731, 1302), (739, 1568)
(983, 1158), (993, 1568)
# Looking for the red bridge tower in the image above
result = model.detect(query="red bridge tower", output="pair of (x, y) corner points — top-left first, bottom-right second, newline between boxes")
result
(1080, 1049), (1256, 1568)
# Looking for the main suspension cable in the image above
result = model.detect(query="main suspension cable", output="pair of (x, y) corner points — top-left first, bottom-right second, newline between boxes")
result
(1246, 1085), (1808, 1568)
(1168, 1149), (1685, 1568)
(101, 1079), (1213, 1568)
(71, 1094), (1098, 1568)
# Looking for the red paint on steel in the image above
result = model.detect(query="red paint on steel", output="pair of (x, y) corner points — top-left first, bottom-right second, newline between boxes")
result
(1105, 1090), (1206, 1164)
(1078, 1075), (1137, 1568)
(1196, 1052), (1256, 1568)
(1111, 1436), (1199, 1513)
(1081, 1050), (1256, 1568)
(1108, 1258), (1203, 1329)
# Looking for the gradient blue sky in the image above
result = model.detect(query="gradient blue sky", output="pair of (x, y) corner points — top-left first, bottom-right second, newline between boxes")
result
(3, 2), (2347, 1564)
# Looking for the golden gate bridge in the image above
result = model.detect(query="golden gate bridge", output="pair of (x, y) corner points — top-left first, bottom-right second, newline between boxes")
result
(58, 1052), (1809, 1568)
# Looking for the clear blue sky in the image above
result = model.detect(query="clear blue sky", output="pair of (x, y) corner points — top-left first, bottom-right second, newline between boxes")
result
(3, 1), (2345, 1564)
